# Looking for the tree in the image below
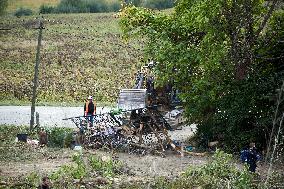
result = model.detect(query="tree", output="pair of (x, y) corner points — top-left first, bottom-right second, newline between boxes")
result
(119, 0), (284, 151)
(0, 0), (8, 15)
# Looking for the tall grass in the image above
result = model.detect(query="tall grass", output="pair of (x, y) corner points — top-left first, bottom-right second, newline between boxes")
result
(0, 13), (143, 104)
(7, 0), (59, 12)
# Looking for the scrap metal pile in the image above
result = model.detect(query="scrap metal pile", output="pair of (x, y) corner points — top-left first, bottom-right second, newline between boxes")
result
(64, 61), (185, 154)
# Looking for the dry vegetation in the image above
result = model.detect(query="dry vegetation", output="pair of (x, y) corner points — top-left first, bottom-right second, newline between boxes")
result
(0, 13), (144, 105)
(7, 0), (59, 12)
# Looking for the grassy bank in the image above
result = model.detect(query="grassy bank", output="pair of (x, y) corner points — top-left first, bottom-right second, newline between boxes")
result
(0, 98), (115, 107)
(0, 13), (143, 105)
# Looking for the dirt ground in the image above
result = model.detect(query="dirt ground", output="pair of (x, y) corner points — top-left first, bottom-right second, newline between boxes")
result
(1, 147), (283, 189)
(0, 158), (71, 178)
(0, 149), (207, 178)
(0, 124), (201, 178)
(0, 123), (283, 187)
(102, 151), (208, 177)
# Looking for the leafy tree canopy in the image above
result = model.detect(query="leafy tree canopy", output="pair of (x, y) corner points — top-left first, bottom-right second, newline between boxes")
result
(119, 0), (284, 151)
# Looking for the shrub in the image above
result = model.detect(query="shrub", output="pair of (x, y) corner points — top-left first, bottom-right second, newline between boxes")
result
(55, 0), (89, 13)
(181, 150), (254, 188)
(109, 1), (120, 12)
(85, 0), (108, 13)
(121, 150), (255, 188)
(89, 155), (122, 178)
(39, 4), (56, 14)
(14, 7), (33, 17)
(54, 0), (121, 13)
(141, 0), (174, 9)
(46, 127), (73, 148)
(49, 154), (122, 188)
(125, 0), (175, 9)
(147, 150), (254, 189)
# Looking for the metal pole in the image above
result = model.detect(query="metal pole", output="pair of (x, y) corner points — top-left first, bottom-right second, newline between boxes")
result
(30, 19), (43, 130)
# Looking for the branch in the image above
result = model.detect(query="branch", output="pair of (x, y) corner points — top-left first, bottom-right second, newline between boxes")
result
(255, 0), (278, 39)
(265, 81), (284, 162)
(256, 55), (284, 61)
(265, 112), (284, 186)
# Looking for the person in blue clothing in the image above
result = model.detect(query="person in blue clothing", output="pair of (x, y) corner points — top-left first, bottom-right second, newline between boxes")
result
(241, 142), (261, 172)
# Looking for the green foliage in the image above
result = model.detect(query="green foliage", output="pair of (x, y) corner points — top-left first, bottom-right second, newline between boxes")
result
(181, 150), (253, 188)
(49, 154), (122, 188)
(0, 125), (72, 149)
(14, 7), (33, 17)
(0, 125), (30, 144)
(25, 172), (41, 188)
(0, 125), (74, 162)
(49, 154), (86, 181)
(47, 127), (73, 148)
(39, 4), (56, 14)
(125, 0), (175, 9)
(39, 0), (175, 14)
(71, 153), (87, 179)
(0, 0), (8, 15)
(89, 155), (122, 178)
(55, 0), (88, 13)
(119, 1), (284, 151)
(124, 0), (142, 7)
(53, 0), (120, 13)
(121, 150), (255, 188)
(154, 150), (253, 188)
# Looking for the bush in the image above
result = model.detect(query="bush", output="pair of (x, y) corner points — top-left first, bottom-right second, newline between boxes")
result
(49, 154), (122, 188)
(181, 150), (253, 188)
(14, 7), (33, 17)
(85, 0), (108, 13)
(53, 0), (120, 13)
(125, 0), (175, 9)
(39, 4), (56, 14)
(148, 150), (254, 188)
(122, 150), (255, 188)
(46, 127), (73, 148)
(141, 0), (174, 9)
(55, 0), (88, 13)
(109, 1), (120, 12)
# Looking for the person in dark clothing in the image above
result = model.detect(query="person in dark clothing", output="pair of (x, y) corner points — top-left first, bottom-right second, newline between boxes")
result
(240, 142), (261, 172)
(84, 96), (96, 127)
(39, 128), (47, 147)
(38, 176), (51, 189)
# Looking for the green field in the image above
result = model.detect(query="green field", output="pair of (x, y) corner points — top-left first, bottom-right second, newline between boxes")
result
(0, 13), (143, 105)
(7, 0), (59, 12)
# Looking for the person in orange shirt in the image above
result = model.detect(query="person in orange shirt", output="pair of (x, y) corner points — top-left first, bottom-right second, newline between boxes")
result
(84, 96), (96, 127)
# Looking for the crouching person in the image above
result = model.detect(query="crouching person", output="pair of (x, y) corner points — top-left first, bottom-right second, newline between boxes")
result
(241, 142), (261, 173)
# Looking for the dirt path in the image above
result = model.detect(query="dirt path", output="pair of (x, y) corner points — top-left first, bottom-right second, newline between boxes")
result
(0, 150), (207, 179)
(116, 152), (207, 177)
(0, 158), (71, 178)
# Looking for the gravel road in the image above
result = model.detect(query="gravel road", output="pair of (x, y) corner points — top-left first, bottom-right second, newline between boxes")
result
(0, 106), (111, 127)
(0, 106), (197, 142)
